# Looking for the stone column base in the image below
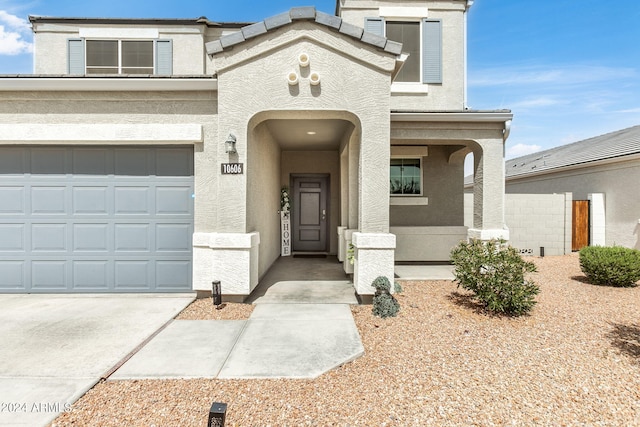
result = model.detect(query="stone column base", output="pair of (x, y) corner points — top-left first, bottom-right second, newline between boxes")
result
(353, 232), (396, 296)
(192, 232), (260, 297)
(467, 228), (510, 241)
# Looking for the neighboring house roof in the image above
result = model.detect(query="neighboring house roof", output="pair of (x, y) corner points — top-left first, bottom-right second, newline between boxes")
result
(464, 125), (640, 186)
(506, 125), (640, 179)
(205, 6), (402, 56)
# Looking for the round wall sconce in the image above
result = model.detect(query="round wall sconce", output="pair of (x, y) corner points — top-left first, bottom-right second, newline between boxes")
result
(298, 53), (310, 67)
(309, 72), (321, 86)
(287, 71), (299, 85)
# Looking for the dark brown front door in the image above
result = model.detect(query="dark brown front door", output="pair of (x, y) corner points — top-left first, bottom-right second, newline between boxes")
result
(572, 200), (590, 251)
(292, 175), (328, 252)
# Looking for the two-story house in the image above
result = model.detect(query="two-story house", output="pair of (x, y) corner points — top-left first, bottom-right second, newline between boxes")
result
(0, 1), (512, 299)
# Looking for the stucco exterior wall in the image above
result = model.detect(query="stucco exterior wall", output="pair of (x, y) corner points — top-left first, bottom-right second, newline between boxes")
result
(32, 23), (208, 75)
(212, 22), (395, 235)
(247, 123), (282, 278)
(339, 0), (466, 111)
(505, 159), (640, 249)
(390, 145), (464, 226)
(281, 150), (341, 254)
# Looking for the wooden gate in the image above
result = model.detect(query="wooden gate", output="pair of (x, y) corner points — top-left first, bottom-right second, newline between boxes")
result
(572, 200), (590, 251)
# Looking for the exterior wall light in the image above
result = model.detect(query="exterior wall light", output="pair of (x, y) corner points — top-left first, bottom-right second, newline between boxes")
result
(298, 52), (310, 67)
(225, 133), (237, 154)
(309, 71), (321, 86)
(287, 71), (299, 85)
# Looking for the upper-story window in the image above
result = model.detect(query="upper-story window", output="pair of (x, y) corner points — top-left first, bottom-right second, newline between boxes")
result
(86, 40), (154, 74)
(365, 17), (442, 84)
(68, 38), (172, 75)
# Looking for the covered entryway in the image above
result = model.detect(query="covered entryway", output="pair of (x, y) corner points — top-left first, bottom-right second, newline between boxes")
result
(0, 145), (194, 293)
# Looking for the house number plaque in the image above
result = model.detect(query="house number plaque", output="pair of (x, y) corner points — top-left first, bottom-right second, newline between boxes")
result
(221, 163), (244, 174)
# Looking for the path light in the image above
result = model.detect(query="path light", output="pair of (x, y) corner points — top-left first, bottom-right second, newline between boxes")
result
(212, 280), (222, 306)
(224, 133), (237, 154)
(208, 401), (227, 426)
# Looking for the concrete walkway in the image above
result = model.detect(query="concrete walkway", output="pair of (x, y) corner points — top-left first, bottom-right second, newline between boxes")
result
(112, 256), (364, 380)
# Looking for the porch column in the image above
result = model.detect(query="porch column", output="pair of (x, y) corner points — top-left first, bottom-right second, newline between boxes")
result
(468, 138), (509, 241)
(352, 232), (395, 295)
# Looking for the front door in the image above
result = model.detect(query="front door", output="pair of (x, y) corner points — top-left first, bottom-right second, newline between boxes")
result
(292, 175), (329, 252)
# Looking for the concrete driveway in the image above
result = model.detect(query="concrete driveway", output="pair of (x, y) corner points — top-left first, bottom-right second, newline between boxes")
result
(0, 294), (194, 427)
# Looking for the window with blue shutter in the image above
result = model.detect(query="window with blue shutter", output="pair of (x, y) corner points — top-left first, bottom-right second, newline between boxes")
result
(67, 39), (85, 74)
(155, 39), (172, 75)
(422, 19), (442, 84)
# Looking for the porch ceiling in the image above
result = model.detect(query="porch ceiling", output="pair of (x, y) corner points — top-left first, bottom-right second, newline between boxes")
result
(266, 119), (350, 150)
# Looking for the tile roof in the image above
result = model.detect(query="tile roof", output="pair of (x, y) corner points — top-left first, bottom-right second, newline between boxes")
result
(505, 125), (640, 179)
(205, 6), (402, 56)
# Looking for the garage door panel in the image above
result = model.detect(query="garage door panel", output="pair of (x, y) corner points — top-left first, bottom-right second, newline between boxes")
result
(31, 187), (66, 214)
(0, 224), (24, 251)
(31, 149), (66, 175)
(115, 224), (150, 251)
(156, 224), (191, 252)
(32, 261), (67, 290)
(0, 146), (193, 293)
(0, 261), (25, 289)
(156, 261), (191, 289)
(0, 187), (25, 213)
(156, 187), (192, 214)
(32, 223), (67, 251)
(115, 261), (151, 290)
(73, 187), (109, 214)
(73, 224), (109, 251)
(73, 148), (109, 175)
(73, 261), (109, 290)
(115, 187), (150, 214)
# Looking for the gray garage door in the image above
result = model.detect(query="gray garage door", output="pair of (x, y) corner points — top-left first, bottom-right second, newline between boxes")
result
(0, 146), (194, 293)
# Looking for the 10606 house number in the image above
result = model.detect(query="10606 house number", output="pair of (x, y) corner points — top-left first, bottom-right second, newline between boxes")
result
(221, 163), (244, 174)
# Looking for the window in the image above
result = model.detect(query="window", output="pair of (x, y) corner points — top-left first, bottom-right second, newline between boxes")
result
(365, 17), (442, 84)
(386, 22), (420, 82)
(68, 39), (172, 75)
(390, 158), (421, 195)
(86, 40), (154, 74)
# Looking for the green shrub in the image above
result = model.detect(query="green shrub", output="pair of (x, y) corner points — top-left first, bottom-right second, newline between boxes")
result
(579, 246), (640, 287)
(450, 239), (539, 316)
(371, 276), (400, 318)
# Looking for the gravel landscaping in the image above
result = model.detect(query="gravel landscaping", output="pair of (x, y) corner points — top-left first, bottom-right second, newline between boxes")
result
(51, 253), (640, 426)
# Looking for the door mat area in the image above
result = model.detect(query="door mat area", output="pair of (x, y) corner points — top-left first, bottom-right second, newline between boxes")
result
(292, 254), (327, 258)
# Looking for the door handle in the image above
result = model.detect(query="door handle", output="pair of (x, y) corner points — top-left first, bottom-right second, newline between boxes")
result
(322, 209), (326, 220)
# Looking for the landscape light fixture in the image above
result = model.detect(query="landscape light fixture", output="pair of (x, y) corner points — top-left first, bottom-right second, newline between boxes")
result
(225, 133), (237, 154)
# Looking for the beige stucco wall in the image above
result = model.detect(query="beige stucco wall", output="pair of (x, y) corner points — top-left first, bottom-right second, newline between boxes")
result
(339, 0), (467, 111)
(212, 22), (396, 237)
(32, 23), (208, 75)
(390, 145), (465, 226)
(505, 159), (640, 249)
(247, 123), (282, 277)
(281, 150), (341, 255)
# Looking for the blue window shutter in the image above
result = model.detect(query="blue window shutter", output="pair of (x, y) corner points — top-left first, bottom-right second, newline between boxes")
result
(422, 19), (442, 84)
(67, 39), (85, 74)
(155, 39), (173, 75)
(364, 17), (384, 36)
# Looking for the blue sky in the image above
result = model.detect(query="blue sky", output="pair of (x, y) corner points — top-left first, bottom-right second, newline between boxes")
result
(0, 0), (639, 162)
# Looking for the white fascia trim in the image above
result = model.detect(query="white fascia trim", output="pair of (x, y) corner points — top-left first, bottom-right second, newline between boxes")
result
(391, 111), (514, 123)
(0, 123), (203, 144)
(0, 78), (217, 92)
(79, 27), (159, 38)
(379, 7), (429, 18)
